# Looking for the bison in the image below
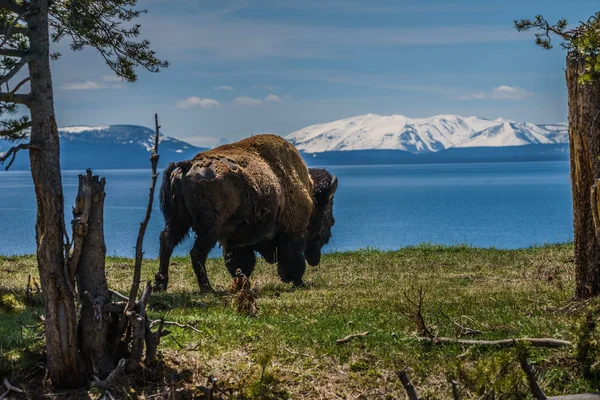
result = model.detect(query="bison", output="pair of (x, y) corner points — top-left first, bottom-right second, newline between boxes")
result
(154, 134), (337, 292)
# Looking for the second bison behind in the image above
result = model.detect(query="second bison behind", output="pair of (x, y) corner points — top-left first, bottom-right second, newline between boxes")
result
(155, 134), (338, 292)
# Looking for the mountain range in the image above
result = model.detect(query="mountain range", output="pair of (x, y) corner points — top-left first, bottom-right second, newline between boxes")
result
(0, 125), (207, 170)
(0, 115), (570, 170)
(285, 114), (569, 154)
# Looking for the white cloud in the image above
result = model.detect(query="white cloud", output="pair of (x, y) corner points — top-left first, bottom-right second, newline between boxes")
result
(62, 81), (105, 90)
(176, 96), (222, 109)
(233, 96), (263, 106)
(265, 94), (284, 103)
(456, 85), (531, 101)
(491, 85), (530, 100)
(214, 85), (234, 91)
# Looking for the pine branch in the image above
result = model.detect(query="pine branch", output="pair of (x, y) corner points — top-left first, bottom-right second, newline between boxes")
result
(0, 8), (31, 49)
(0, 48), (27, 57)
(0, 142), (30, 170)
(0, 0), (27, 16)
(0, 56), (30, 87)
(0, 92), (29, 104)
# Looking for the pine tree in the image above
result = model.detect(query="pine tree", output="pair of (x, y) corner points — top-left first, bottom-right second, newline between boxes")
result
(516, 12), (600, 299)
(0, 0), (167, 388)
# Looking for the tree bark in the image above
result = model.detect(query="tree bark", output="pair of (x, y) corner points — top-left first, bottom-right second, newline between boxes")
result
(26, 0), (83, 387)
(566, 55), (600, 299)
(74, 171), (115, 378)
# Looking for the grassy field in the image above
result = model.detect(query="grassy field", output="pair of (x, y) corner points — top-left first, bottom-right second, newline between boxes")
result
(0, 244), (598, 399)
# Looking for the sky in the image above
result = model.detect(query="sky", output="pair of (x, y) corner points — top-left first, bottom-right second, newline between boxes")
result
(50, 0), (599, 147)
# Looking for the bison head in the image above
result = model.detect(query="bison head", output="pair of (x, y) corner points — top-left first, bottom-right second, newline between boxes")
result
(305, 168), (338, 266)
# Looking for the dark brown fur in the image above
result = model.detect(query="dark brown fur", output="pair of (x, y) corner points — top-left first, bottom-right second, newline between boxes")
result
(155, 134), (337, 292)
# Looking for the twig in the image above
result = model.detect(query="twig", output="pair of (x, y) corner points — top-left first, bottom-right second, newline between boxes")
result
(403, 287), (434, 338)
(283, 347), (312, 358)
(451, 380), (459, 400)
(0, 142), (30, 170)
(109, 289), (129, 302)
(396, 370), (419, 400)
(519, 355), (547, 400)
(336, 331), (369, 344)
(125, 113), (160, 312)
(150, 319), (202, 334)
(0, 378), (23, 400)
(417, 336), (571, 348)
(91, 359), (126, 389)
(440, 311), (486, 336)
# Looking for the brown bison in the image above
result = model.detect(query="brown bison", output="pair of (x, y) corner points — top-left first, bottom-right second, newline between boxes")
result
(154, 134), (337, 292)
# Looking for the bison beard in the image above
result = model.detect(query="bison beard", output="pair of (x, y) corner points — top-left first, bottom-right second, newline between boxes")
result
(155, 134), (337, 292)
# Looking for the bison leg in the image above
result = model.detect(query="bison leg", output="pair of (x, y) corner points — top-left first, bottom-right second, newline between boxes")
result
(190, 235), (217, 293)
(224, 246), (256, 278)
(277, 236), (306, 287)
(155, 222), (191, 291)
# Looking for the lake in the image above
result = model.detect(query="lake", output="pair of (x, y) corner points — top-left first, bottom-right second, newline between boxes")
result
(0, 161), (574, 258)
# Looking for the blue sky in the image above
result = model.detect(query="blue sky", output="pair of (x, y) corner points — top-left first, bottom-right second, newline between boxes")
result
(50, 0), (598, 146)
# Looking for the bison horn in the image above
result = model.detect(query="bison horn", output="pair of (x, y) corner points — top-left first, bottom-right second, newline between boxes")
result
(330, 174), (338, 195)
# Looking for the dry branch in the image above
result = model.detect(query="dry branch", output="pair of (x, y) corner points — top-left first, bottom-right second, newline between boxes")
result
(396, 370), (419, 400)
(336, 331), (369, 344)
(91, 358), (126, 390)
(403, 287), (434, 338)
(125, 113), (160, 312)
(150, 319), (202, 334)
(0, 378), (23, 400)
(417, 336), (571, 348)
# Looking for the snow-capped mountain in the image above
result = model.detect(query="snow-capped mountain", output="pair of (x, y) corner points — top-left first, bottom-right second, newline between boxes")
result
(286, 114), (569, 154)
(0, 125), (207, 170)
(58, 125), (197, 154)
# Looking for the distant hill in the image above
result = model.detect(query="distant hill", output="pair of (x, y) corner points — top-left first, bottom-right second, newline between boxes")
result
(0, 119), (571, 171)
(286, 114), (569, 154)
(0, 125), (207, 170)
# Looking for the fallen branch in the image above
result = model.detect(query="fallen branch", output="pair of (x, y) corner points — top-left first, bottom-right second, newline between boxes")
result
(396, 370), (419, 400)
(417, 336), (571, 348)
(150, 319), (202, 334)
(519, 354), (600, 400)
(336, 331), (369, 344)
(0, 378), (23, 400)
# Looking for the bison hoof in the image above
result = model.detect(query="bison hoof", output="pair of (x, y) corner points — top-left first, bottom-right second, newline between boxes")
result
(198, 284), (215, 294)
(292, 279), (305, 288)
(153, 275), (168, 292)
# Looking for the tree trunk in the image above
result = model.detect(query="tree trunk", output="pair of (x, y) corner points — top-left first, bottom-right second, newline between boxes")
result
(566, 55), (600, 299)
(74, 172), (115, 378)
(26, 0), (83, 387)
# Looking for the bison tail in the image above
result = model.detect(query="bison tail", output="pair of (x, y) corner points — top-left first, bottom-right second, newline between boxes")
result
(159, 162), (178, 223)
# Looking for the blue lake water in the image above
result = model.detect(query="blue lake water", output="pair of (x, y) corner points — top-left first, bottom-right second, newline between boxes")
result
(0, 161), (574, 258)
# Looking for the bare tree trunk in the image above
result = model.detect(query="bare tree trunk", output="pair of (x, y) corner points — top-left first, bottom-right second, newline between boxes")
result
(26, 0), (82, 388)
(74, 172), (115, 378)
(566, 55), (600, 299)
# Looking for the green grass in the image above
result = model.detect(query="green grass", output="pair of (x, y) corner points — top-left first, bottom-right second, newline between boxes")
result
(1, 244), (597, 399)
